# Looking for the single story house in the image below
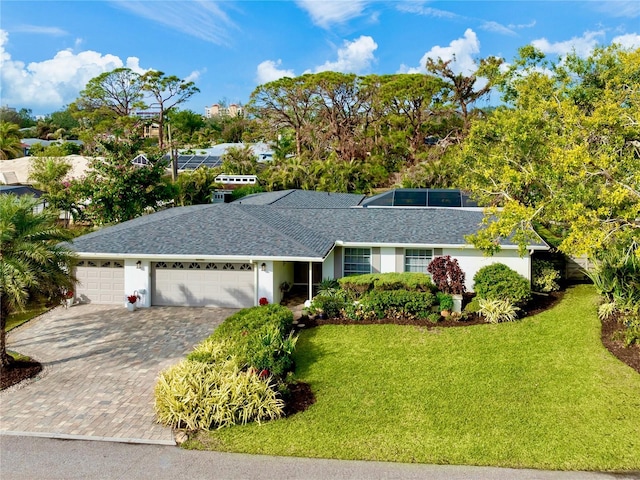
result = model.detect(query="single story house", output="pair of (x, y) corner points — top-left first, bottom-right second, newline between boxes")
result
(68, 189), (549, 308)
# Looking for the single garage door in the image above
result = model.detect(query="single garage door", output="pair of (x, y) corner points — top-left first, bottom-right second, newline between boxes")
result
(75, 259), (125, 304)
(152, 261), (254, 308)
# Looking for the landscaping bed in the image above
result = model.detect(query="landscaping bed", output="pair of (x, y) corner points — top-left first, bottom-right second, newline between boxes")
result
(188, 285), (640, 471)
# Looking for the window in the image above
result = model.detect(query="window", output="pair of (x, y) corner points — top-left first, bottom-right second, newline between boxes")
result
(404, 249), (433, 273)
(344, 248), (371, 276)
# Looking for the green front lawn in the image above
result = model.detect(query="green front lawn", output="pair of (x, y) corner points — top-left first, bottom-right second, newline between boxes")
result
(5, 305), (50, 332)
(188, 285), (640, 471)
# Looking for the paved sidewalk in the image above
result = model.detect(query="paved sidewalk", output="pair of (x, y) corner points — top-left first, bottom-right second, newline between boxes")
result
(0, 304), (234, 444)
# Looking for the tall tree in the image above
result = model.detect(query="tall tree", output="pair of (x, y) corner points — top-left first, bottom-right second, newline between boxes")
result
(75, 138), (176, 225)
(0, 195), (76, 367)
(75, 68), (144, 118)
(458, 45), (640, 257)
(140, 70), (199, 151)
(29, 157), (79, 226)
(0, 121), (24, 160)
(248, 75), (316, 157)
(426, 56), (503, 135)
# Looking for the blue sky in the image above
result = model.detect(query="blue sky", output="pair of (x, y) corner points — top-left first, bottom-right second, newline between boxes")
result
(1, 1), (638, 117)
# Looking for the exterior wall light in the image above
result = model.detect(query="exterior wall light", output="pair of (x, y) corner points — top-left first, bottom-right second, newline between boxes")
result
(136, 261), (142, 270)
(261, 263), (267, 272)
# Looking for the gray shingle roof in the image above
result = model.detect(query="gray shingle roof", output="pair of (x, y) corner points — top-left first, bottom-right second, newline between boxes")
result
(235, 189), (365, 208)
(70, 190), (547, 258)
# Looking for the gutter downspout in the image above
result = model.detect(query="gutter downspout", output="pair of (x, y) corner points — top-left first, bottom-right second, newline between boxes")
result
(308, 261), (313, 304)
(251, 260), (259, 306)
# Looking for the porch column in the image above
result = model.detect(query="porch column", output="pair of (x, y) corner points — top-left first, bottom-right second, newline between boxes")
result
(308, 261), (313, 302)
(254, 262), (259, 306)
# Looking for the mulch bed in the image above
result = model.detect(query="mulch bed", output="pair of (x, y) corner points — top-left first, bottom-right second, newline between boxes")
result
(0, 359), (43, 391)
(600, 317), (640, 374)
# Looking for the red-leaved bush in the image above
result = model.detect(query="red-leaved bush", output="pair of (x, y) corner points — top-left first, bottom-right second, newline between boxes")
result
(427, 255), (466, 295)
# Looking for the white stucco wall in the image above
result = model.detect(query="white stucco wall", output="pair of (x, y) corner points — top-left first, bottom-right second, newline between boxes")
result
(257, 261), (275, 304)
(124, 259), (151, 307)
(379, 247), (396, 273)
(442, 248), (531, 292)
(272, 261), (294, 304)
(322, 250), (335, 280)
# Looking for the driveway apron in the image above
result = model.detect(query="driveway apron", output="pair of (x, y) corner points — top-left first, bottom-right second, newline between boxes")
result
(0, 304), (234, 444)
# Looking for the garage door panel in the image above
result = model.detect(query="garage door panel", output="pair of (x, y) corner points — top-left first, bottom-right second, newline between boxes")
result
(152, 262), (254, 308)
(75, 259), (124, 304)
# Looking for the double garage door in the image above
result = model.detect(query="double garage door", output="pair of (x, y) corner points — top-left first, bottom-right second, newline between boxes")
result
(75, 259), (125, 304)
(152, 261), (254, 308)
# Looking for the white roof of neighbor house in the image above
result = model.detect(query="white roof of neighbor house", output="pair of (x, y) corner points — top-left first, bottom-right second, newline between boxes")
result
(0, 155), (92, 185)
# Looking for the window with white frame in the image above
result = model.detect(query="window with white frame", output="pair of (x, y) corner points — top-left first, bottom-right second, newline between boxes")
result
(344, 248), (371, 276)
(404, 249), (433, 273)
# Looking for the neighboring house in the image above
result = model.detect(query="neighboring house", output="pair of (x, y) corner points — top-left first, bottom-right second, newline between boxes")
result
(0, 185), (47, 213)
(68, 189), (549, 308)
(170, 142), (274, 170)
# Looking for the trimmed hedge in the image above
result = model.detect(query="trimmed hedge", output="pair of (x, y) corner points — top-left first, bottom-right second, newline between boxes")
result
(473, 263), (532, 306)
(339, 272), (436, 299)
(360, 290), (437, 319)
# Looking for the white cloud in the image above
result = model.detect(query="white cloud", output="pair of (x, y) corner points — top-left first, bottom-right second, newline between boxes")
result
(508, 20), (536, 30)
(396, 2), (458, 19)
(612, 33), (640, 49)
(398, 28), (480, 75)
(256, 59), (295, 84)
(531, 30), (605, 57)
(592, 1), (640, 18)
(110, 0), (236, 45)
(12, 25), (68, 36)
(311, 36), (378, 74)
(480, 21), (515, 36)
(0, 29), (146, 113)
(184, 69), (206, 83)
(295, 0), (368, 28)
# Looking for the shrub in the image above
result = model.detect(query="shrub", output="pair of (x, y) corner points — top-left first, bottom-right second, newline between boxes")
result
(317, 278), (340, 297)
(341, 301), (377, 322)
(338, 272), (436, 299)
(361, 290), (436, 319)
(372, 272), (436, 293)
(586, 243), (640, 313)
(478, 299), (520, 324)
(463, 298), (481, 314)
(427, 312), (441, 323)
(338, 274), (378, 299)
(427, 255), (466, 295)
(436, 292), (454, 312)
(154, 360), (284, 430)
(309, 295), (346, 319)
(473, 263), (532, 306)
(247, 327), (298, 377)
(532, 260), (561, 293)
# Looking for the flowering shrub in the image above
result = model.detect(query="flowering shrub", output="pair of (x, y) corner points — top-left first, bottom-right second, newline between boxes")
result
(63, 290), (74, 299)
(427, 255), (466, 295)
(259, 297), (269, 306)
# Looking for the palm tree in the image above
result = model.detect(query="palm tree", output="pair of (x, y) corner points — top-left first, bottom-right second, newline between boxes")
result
(0, 194), (77, 367)
(0, 121), (24, 160)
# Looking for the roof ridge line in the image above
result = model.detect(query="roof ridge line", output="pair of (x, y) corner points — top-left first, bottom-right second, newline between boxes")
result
(237, 205), (334, 257)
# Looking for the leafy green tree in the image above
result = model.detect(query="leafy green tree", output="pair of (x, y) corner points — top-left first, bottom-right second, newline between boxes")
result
(75, 138), (176, 224)
(75, 68), (145, 118)
(220, 145), (260, 175)
(0, 121), (24, 160)
(175, 167), (221, 206)
(458, 45), (640, 257)
(0, 107), (36, 128)
(426, 56), (503, 135)
(29, 157), (80, 226)
(140, 70), (200, 151)
(0, 194), (77, 367)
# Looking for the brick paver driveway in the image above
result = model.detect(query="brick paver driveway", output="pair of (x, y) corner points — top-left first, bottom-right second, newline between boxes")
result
(0, 304), (235, 444)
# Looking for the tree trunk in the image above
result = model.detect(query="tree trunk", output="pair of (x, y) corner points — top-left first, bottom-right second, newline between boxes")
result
(0, 304), (13, 368)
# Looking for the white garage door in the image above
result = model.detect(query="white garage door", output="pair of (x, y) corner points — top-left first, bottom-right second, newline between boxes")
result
(152, 261), (254, 308)
(75, 259), (125, 304)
